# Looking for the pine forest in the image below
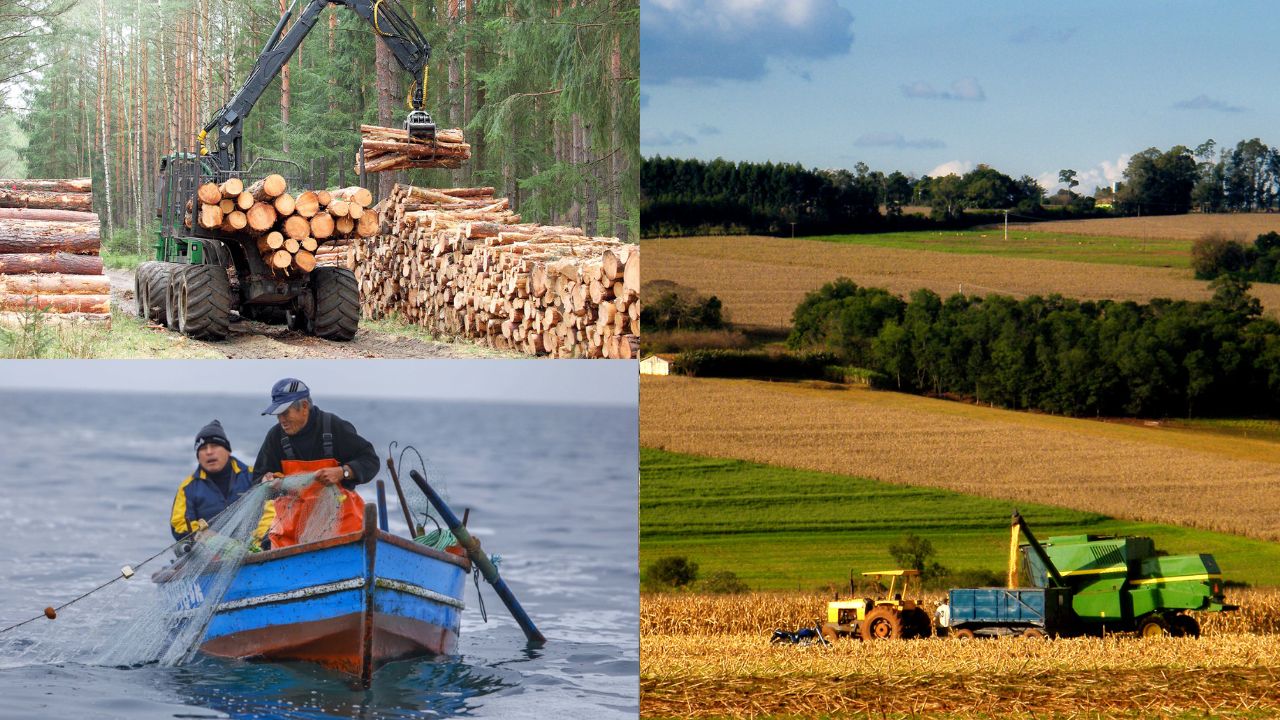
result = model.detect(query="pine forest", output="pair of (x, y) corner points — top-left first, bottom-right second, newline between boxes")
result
(0, 0), (639, 254)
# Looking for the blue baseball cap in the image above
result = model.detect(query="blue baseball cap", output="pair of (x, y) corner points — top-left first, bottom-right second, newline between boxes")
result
(262, 378), (311, 415)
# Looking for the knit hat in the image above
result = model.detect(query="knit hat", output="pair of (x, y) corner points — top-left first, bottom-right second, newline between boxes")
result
(195, 419), (232, 454)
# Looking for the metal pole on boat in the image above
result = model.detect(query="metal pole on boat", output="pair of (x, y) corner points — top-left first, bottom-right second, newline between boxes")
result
(386, 455), (422, 536)
(408, 469), (546, 645)
(375, 481), (390, 532)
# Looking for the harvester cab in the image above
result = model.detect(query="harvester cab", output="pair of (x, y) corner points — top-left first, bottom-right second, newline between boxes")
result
(821, 570), (931, 641)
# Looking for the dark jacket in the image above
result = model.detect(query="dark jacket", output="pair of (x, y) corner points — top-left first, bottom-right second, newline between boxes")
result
(170, 456), (275, 540)
(253, 406), (379, 490)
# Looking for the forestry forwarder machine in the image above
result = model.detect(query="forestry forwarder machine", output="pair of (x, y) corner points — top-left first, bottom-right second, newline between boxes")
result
(137, 0), (437, 340)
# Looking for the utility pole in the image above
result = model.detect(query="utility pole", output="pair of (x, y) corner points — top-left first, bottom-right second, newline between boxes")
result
(1003, 210), (1008, 241)
(790, 221), (796, 238)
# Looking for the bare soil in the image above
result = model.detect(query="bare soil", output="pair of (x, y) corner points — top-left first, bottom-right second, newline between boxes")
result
(107, 268), (518, 359)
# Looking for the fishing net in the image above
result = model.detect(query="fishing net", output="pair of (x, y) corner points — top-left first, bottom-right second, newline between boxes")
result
(0, 472), (336, 669)
(393, 451), (454, 551)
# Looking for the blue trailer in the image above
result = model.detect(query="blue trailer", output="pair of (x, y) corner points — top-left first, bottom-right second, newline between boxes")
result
(938, 587), (1076, 638)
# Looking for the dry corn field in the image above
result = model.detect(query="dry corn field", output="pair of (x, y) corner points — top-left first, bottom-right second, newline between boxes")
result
(642, 591), (1280, 718)
(1007, 213), (1280, 240)
(643, 236), (1280, 328)
(641, 376), (1280, 541)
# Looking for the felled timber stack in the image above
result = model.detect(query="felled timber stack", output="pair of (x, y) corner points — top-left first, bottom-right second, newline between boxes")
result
(189, 174), (377, 275)
(357, 125), (471, 173)
(350, 184), (640, 358)
(0, 178), (109, 323)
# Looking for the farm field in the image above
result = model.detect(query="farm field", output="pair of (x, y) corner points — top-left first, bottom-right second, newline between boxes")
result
(640, 448), (1280, 588)
(643, 235), (1280, 328)
(814, 229), (1190, 267)
(641, 631), (1280, 718)
(640, 376), (1280, 541)
(1006, 212), (1280, 240)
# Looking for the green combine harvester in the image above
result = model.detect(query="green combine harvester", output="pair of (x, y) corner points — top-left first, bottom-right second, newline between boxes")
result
(937, 511), (1237, 638)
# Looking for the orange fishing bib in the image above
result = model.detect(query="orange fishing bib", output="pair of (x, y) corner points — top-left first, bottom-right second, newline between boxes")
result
(268, 457), (365, 549)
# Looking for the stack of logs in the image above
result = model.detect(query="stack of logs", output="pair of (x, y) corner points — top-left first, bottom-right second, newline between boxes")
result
(0, 178), (110, 322)
(191, 174), (377, 274)
(357, 125), (471, 173)
(349, 184), (640, 358)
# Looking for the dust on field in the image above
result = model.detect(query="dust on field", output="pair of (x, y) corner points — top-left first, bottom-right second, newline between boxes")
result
(640, 376), (1280, 541)
(643, 236), (1280, 328)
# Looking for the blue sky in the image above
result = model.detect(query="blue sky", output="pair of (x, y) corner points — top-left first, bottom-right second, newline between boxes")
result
(641, 1), (1280, 193)
(0, 360), (638, 407)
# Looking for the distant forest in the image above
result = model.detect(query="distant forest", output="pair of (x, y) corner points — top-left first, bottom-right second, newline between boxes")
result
(642, 138), (1280, 237)
(787, 277), (1280, 418)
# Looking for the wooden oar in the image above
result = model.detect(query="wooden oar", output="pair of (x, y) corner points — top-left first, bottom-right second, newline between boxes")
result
(408, 469), (545, 645)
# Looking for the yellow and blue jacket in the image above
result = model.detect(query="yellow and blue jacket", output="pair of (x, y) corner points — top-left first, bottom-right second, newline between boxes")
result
(170, 457), (275, 541)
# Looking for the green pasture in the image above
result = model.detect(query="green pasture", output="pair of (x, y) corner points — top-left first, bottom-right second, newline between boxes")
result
(810, 229), (1190, 268)
(640, 448), (1280, 590)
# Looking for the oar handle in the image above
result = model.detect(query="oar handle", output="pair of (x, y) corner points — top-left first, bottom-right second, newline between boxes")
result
(408, 470), (545, 644)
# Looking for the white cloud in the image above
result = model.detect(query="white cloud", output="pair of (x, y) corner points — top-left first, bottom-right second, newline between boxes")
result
(854, 132), (944, 150)
(928, 160), (973, 177)
(1039, 154), (1131, 194)
(902, 77), (986, 102)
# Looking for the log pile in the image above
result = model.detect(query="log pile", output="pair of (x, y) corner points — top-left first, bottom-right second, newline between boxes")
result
(0, 178), (109, 323)
(189, 174), (377, 275)
(349, 184), (640, 358)
(357, 125), (471, 173)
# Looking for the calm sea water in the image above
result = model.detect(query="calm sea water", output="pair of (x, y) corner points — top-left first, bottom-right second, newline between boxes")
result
(0, 389), (638, 719)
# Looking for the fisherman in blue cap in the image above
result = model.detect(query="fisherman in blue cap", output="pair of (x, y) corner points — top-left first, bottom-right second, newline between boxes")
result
(170, 419), (275, 547)
(254, 378), (379, 547)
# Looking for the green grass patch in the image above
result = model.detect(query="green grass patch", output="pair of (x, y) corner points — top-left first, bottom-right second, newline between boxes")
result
(809, 230), (1191, 268)
(102, 252), (147, 270)
(96, 308), (224, 358)
(1164, 418), (1280, 443)
(640, 448), (1280, 590)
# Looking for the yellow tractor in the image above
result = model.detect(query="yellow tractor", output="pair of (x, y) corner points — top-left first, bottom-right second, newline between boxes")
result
(821, 570), (932, 641)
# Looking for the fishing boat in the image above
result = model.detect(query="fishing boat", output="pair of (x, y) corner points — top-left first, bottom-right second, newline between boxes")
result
(170, 503), (470, 686)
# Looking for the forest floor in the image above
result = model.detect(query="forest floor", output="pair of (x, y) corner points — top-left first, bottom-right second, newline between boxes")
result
(103, 268), (518, 359)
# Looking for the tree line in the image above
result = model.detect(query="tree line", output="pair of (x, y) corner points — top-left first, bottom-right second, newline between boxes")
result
(787, 277), (1280, 418)
(1193, 232), (1280, 284)
(4, 0), (637, 250)
(644, 137), (1280, 237)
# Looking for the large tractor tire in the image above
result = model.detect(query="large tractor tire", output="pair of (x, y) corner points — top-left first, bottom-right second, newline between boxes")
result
(861, 606), (904, 641)
(310, 266), (359, 341)
(1137, 614), (1171, 638)
(175, 264), (232, 340)
(820, 623), (843, 643)
(951, 628), (976, 640)
(134, 262), (155, 320)
(1021, 627), (1047, 639)
(162, 265), (181, 330)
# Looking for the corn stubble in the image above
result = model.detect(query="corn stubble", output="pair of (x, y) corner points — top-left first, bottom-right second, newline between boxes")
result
(641, 591), (1280, 718)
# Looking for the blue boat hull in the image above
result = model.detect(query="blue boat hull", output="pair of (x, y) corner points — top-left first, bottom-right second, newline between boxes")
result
(195, 504), (469, 685)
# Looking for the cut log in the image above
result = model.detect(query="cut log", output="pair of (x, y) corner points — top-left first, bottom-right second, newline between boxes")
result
(335, 216), (355, 235)
(246, 202), (278, 232)
(256, 232), (285, 253)
(347, 203), (364, 220)
(0, 190), (93, 212)
(220, 177), (244, 197)
(284, 237), (301, 254)
(197, 182), (222, 205)
(267, 250), (292, 270)
(0, 219), (100, 254)
(0, 253), (104, 275)
(623, 251), (640, 295)
(316, 190), (332, 206)
(273, 192), (296, 216)
(295, 191), (319, 218)
(198, 203), (224, 229)
(0, 274), (110, 295)
(0, 294), (110, 313)
(0, 208), (98, 222)
(301, 236), (318, 252)
(294, 250), (316, 273)
(327, 199), (350, 218)
(222, 210), (248, 232)
(283, 214), (311, 240)
(248, 174), (288, 200)
(0, 178), (92, 193)
(356, 212), (379, 238)
(218, 198), (235, 214)
(332, 186), (373, 206)
(310, 213), (335, 239)
(236, 191), (255, 211)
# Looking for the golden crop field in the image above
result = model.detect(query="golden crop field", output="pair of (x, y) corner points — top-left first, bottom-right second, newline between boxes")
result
(1007, 213), (1280, 240)
(641, 376), (1280, 541)
(644, 236), (1280, 328)
(642, 632), (1280, 718)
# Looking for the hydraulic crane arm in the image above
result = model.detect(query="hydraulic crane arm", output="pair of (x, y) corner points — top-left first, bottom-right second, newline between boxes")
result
(1008, 509), (1066, 589)
(200, 0), (433, 173)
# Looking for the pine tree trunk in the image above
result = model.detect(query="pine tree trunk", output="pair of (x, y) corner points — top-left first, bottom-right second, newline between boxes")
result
(98, 0), (114, 231)
(279, 0), (290, 154)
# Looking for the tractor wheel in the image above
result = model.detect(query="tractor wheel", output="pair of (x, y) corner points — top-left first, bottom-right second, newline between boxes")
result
(176, 264), (232, 340)
(820, 623), (842, 643)
(134, 262), (154, 319)
(310, 266), (359, 341)
(1171, 615), (1201, 638)
(861, 606), (904, 641)
(901, 608), (932, 638)
(163, 266), (181, 330)
(1137, 615), (1171, 638)
(951, 628), (976, 640)
(1021, 627), (1047, 639)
